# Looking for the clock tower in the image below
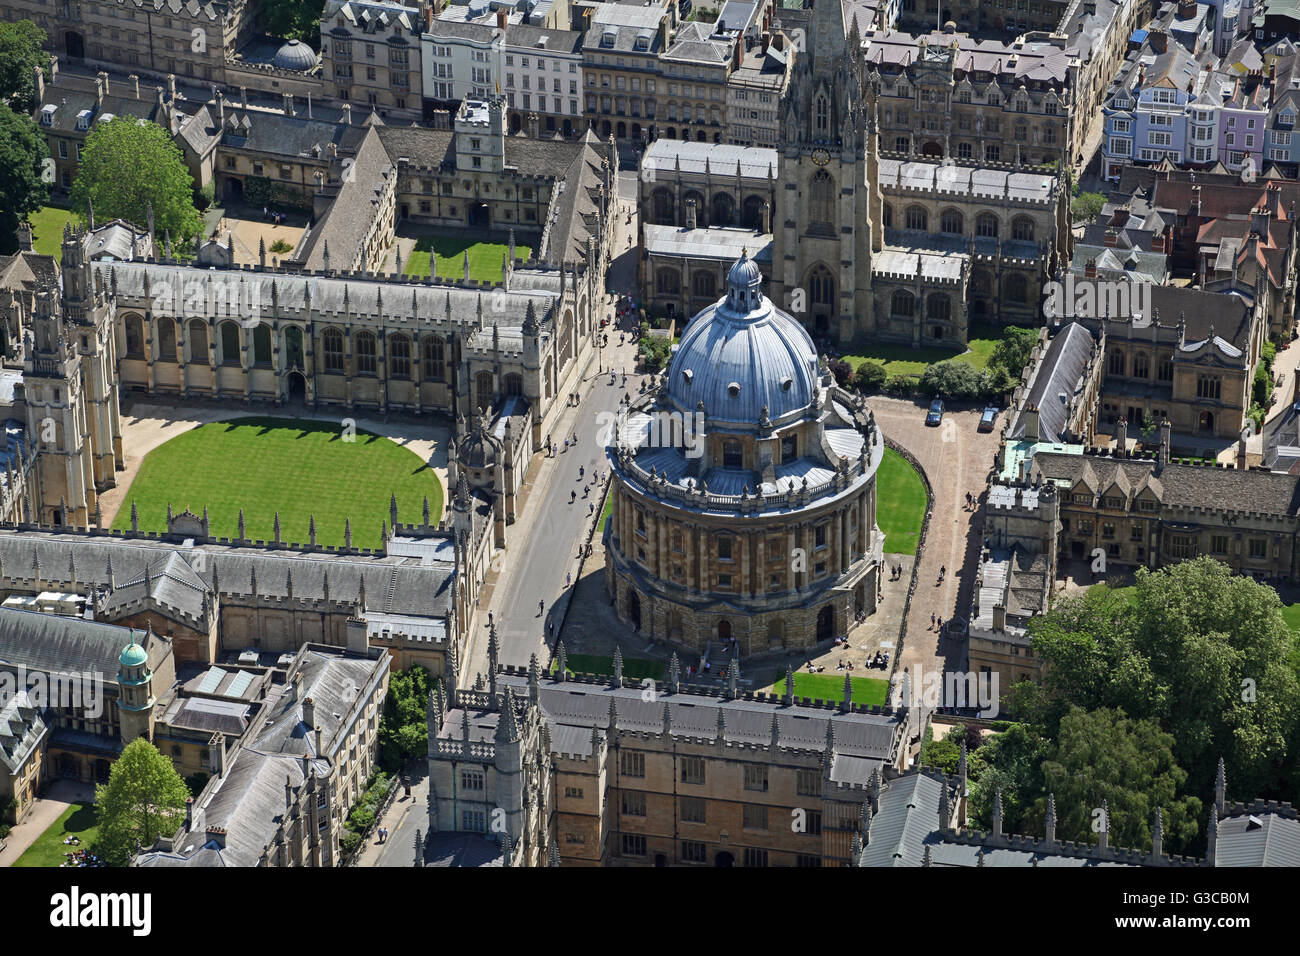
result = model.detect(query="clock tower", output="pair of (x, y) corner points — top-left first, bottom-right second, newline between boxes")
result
(771, 0), (880, 345)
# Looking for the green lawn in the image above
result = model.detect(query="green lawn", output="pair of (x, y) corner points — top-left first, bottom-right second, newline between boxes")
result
(111, 417), (442, 550)
(770, 672), (890, 707)
(553, 652), (665, 682)
(877, 447), (927, 555)
(12, 802), (99, 868)
(1283, 604), (1300, 632)
(403, 236), (532, 284)
(28, 206), (77, 261)
(600, 494), (613, 533)
(843, 323), (1002, 379)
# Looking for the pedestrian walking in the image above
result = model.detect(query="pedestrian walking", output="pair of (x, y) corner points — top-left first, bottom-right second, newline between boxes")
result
(488, 609), (494, 626)
(588, 503), (595, 515)
(566, 572), (572, 588)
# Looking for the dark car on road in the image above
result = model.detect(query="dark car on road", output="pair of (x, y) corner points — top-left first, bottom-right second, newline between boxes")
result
(925, 398), (944, 427)
(978, 406), (999, 432)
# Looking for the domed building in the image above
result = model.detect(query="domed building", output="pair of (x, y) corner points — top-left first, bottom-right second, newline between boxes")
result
(605, 253), (885, 657)
(271, 39), (320, 73)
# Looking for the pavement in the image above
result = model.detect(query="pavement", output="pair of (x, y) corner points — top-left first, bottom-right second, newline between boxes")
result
(464, 188), (643, 675)
(0, 779), (96, 868)
(357, 768), (429, 868)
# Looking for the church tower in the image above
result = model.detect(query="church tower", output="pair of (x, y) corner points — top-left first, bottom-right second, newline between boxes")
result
(771, 0), (879, 345)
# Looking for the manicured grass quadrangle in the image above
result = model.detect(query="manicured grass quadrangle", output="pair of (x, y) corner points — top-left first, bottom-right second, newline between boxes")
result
(842, 322), (1002, 379)
(403, 236), (532, 285)
(770, 672), (890, 707)
(28, 206), (77, 262)
(12, 802), (99, 868)
(112, 418), (442, 550)
(876, 447), (927, 556)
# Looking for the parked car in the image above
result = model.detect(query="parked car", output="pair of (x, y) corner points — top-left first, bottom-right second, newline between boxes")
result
(925, 398), (945, 427)
(978, 406), (999, 432)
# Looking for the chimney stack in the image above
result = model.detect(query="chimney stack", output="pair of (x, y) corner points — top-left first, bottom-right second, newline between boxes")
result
(283, 91), (295, 116)
(130, 74), (140, 99)
(302, 695), (315, 729)
(342, 103), (352, 125)
(497, 9), (507, 29)
(1149, 30), (1167, 54)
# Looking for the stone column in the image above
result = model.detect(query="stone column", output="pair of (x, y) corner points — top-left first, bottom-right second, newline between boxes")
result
(755, 532), (766, 597)
(787, 527), (798, 591)
(698, 524), (710, 592)
(739, 531), (750, 599)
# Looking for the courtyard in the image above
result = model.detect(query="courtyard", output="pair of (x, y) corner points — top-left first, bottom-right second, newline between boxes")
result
(399, 233), (533, 284)
(109, 416), (442, 550)
(26, 206), (77, 261)
(842, 322), (1003, 379)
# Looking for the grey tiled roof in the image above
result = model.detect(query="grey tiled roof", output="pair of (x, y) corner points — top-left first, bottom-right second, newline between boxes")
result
(0, 607), (153, 680)
(1010, 322), (1098, 443)
(1215, 805), (1300, 866)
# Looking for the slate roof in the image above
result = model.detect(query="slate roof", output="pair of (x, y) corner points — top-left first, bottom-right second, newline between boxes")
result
(218, 108), (368, 159)
(1010, 322), (1098, 443)
(1215, 805), (1300, 867)
(0, 607), (155, 679)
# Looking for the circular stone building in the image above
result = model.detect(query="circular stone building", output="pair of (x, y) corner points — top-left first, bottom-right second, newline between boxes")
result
(604, 253), (885, 657)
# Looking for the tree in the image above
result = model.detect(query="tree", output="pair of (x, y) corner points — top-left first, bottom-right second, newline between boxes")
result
(919, 360), (992, 400)
(1036, 707), (1203, 853)
(853, 360), (887, 393)
(0, 20), (50, 115)
(0, 103), (48, 254)
(828, 357), (853, 387)
(259, 0), (323, 44)
(1071, 191), (1106, 224)
(1021, 559), (1300, 808)
(989, 326), (1039, 380)
(638, 334), (672, 372)
(378, 667), (432, 773)
(94, 738), (190, 866)
(70, 116), (202, 244)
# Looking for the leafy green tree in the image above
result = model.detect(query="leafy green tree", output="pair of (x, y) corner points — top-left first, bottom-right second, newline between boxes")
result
(378, 667), (432, 773)
(70, 116), (202, 244)
(94, 738), (190, 866)
(1036, 707), (1203, 853)
(919, 360), (992, 400)
(0, 20), (50, 115)
(1071, 191), (1106, 224)
(638, 334), (672, 372)
(259, 0), (323, 43)
(967, 722), (1048, 831)
(828, 357), (852, 386)
(1022, 559), (1300, 807)
(852, 360), (887, 393)
(989, 326), (1039, 380)
(0, 103), (48, 254)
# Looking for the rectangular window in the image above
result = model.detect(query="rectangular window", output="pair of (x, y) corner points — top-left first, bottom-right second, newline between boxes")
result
(743, 765), (769, 792)
(796, 770), (821, 796)
(682, 840), (708, 863)
(620, 751), (645, 778)
(743, 847), (769, 867)
(681, 757), (706, 785)
(620, 791), (646, 817)
(621, 834), (647, 857)
(742, 804), (769, 830)
(681, 796), (706, 823)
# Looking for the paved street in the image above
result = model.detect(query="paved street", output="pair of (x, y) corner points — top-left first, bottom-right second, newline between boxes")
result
(466, 186), (643, 674)
(863, 398), (1003, 702)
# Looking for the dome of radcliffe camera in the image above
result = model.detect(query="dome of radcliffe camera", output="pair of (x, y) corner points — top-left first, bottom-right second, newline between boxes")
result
(666, 254), (820, 426)
(273, 39), (319, 72)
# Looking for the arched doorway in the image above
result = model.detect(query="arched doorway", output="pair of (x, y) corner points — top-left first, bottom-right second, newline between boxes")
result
(1199, 411), (1215, 432)
(816, 605), (834, 642)
(65, 32), (85, 59)
(225, 178), (244, 203)
(808, 265), (835, 334)
(715, 851), (734, 867)
(468, 203), (490, 227)
(629, 590), (642, 631)
(509, 114), (522, 134)
(922, 141), (943, 157)
(287, 371), (306, 403)
(717, 619), (731, 642)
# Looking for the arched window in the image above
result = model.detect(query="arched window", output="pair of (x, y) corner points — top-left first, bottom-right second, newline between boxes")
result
(323, 328), (344, 372)
(504, 373), (523, 396)
(891, 290), (915, 317)
(1132, 352), (1149, 379)
(1109, 348), (1126, 376)
(156, 317), (176, 361)
(722, 440), (742, 468)
(928, 294), (951, 321)
(711, 193), (735, 227)
(883, 203), (894, 229)
(188, 319), (207, 362)
(815, 93), (829, 134)
(976, 213), (999, 238)
(476, 370), (494, 410)
(810, 170), (835, 226)
(356, 331), (376, 374)
(424, 336), (445, 379)
(809, 266), (834, 307)
(692, 271), (716, 298)
(389, 334), (411, 378)
(940, 209), (964, 235)
(1004, 273), (1029, 304)
(905, 205), (928, 231)
(652, 187), (673, 224)
(253, 325), (272, 366)
(1012, 216), (1035, 241)
(220, 321), (240, 366)
(125, 314), (144, 358)
(656, 269), (681, 294)
(971, 270), (993, 295)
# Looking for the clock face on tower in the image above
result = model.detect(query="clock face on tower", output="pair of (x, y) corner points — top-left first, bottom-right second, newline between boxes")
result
(811, 148), (831, 166)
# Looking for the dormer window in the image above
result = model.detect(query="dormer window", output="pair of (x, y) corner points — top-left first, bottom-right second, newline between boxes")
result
(601, 30), (616, 48)
(40, 104), (56, 126)
(681, 369), (694, 384)
(76, 109), (92, 130)
(780, 377), (793, 392)
(727, 382), (741, 398)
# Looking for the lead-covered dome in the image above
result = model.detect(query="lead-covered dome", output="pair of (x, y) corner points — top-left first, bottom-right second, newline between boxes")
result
(665, 252), (820, 426)
(273, 39), (319, 72)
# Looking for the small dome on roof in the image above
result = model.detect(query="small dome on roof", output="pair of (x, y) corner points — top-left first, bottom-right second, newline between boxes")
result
(119, 642), (148, 668)
(273, 39), (319, 73)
